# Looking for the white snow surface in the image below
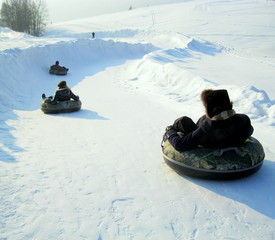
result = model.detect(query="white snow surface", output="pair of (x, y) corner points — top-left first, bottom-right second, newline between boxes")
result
(1, 0), (275, 239)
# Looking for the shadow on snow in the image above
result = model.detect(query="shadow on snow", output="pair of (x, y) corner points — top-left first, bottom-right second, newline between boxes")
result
(179, 159), (275, 220)
(48, 109), (109, 120)
(0, 117), (25, 163)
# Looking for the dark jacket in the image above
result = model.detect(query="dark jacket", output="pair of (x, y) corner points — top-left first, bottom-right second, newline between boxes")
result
(166, 114), (254, 152)
(50, 88), (79, 104)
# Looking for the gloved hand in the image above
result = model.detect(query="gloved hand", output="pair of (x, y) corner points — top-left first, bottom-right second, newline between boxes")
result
(162, 132), (167, 142)
(165, 125), (174, 132)
(163, 125), (175, 142)
(172, 118), (182, 131)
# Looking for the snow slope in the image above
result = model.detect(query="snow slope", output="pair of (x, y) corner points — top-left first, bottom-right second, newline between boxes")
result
(1, 0), (275, 239)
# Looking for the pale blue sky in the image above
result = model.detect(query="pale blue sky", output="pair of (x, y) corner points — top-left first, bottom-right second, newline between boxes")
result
(0, 0), (186, 23)
(46, 0), (186, 22)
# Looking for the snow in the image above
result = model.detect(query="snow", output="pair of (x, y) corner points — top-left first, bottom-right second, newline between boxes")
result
(1, 0), (275, 239)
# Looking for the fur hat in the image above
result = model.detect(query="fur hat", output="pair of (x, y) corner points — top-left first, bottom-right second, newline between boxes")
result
(201, 89), (232, 118)
(58, 80), (67, 88)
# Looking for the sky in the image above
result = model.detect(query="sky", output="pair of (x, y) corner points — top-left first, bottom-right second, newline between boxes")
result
(0, 0), (187, 23)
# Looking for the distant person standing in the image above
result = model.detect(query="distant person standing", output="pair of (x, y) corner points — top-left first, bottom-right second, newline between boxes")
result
(92, 32), (95, 39)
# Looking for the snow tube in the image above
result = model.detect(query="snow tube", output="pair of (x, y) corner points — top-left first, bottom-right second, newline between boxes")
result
(162, 136), (265, 180)
(49, 68), (68, 75)
(40, 99), (82, 114)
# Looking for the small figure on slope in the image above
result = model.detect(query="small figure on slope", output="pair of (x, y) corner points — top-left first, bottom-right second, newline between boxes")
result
(49, 61), (69, 75)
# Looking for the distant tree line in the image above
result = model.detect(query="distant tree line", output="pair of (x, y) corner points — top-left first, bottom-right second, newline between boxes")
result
(0, 0), (48, 36)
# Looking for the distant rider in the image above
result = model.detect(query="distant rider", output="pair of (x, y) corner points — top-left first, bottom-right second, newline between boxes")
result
(50, 61), (69, 72)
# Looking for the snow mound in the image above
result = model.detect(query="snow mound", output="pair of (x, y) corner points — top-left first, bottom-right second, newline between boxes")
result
(44, 29), (140, 39)
(119, 37), (275, 124)
(0, 38), (156, 111)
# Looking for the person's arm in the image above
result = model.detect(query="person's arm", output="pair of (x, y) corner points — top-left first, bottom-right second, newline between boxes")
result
(166, 127), (204, 152)
(196, 115), (207, 125)
(70, 91), (79, 101)
(49, 92), (58, 104)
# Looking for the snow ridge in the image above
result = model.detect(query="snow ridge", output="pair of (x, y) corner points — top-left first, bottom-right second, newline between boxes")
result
(0, 38), (156, 111)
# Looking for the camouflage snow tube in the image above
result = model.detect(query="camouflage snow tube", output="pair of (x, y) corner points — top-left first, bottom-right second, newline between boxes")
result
(162, 136), (265, 179)
(40, 99), (82, 114)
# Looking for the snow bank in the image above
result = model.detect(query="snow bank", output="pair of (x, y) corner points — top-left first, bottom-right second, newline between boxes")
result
(44, 28), (140, 39)
(1, 27), (273, 125)
(0, 38), (156, 111)
(119, 37), (275, 125)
